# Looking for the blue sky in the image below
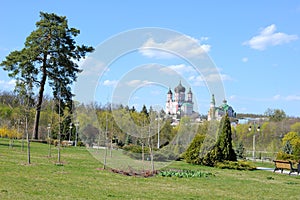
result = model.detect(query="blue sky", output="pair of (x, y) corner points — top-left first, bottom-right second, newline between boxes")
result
(0, 1), (300, 116)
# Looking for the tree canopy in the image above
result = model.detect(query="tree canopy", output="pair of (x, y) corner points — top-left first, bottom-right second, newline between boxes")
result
(264, 108), (286, 122)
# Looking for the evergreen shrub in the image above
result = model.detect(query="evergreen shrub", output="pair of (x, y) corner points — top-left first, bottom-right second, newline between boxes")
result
(215, 160), (256, 170)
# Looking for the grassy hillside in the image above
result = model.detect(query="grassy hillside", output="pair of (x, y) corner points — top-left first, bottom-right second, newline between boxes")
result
(0, 138), (299, 199)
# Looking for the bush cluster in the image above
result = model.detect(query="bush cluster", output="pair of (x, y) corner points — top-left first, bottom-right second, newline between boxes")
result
(122, 144), (150, 154)
(215, 160), (256, 170)
(158, 169), (214, 178)
(153, 151), (177, 162)
(276, 151), (299, 162)
(122, 144), (177, 161)
(183, 114), (237, 167)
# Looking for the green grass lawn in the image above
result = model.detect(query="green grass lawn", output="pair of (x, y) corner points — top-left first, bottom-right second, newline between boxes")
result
(0, 138), (299, 200)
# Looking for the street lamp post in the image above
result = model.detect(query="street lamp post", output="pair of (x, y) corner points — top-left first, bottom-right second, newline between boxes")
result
(75, 121), (79, 147)
(157, 116), (160, 149)
(47, 124), (51, 157)
(17, 120), (24, 151)
(248, 122), (260, 161)
(69, 123), (72, 142)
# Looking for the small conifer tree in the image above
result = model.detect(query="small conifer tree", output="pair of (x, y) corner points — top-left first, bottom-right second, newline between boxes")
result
(214, 113), (237, 162)
(283, 140), (293, 154)
(235, 141), (245, 159)
(183, 133), (206, 164)
(200, 113), (237, 166)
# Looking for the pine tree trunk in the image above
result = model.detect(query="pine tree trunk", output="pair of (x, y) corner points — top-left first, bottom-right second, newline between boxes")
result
(33, 64), (47, 139)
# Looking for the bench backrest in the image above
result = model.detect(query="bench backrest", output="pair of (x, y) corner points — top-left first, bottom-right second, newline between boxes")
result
(274, 160), (291, 169)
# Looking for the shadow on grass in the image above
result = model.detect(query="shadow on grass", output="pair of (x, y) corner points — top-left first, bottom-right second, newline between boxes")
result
(0, 142), (23, 148)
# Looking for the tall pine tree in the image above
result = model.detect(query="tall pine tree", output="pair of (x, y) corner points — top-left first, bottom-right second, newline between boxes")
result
(0, 12), (94, 139)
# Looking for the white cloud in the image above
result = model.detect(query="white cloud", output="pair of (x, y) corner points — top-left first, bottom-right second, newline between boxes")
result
(131, 96), (140, 100)
(103, 80), (118, 87)
(273, 94), (281, 100)
(127, 80), (141, 87)
(79, 57), (106, 76)
(158, 63), (232, 86)
(207, 74), (232, 82)
(168, 64), (195, 73)
(126, 80), (152, 87)
(160, 64), (219, 76)
(188, 73), (232, 86)
(159, 67), (178, 75)
(285, 95), (300, 101)
(242, 57), (248, 62)
(140, 35), (211, 59)
(269, 94), (300, 101)
(159, 64), (197, 76)
(229, 95), (237, 100)
(243, 24), (298, 50)
(200, 36), (209, 41)
(188, 75), (205, 86)
(0, 79), (15, 90)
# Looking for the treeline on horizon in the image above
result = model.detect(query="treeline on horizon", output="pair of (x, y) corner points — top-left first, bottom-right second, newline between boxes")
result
(1, 90), (298, 118)
(1, 90), (300, 157)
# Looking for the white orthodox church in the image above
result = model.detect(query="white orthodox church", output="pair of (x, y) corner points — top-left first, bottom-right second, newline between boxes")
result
(166, 81), (194, 117)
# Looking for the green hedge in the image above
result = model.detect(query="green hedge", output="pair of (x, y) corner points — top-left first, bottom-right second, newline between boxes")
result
(215, 160), (256, 170)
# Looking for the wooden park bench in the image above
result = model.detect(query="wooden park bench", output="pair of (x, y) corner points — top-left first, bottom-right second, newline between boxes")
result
(273, 160), (300, 175)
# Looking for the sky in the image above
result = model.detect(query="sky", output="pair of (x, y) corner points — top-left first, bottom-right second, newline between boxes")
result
(0, 1), (300, 117)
